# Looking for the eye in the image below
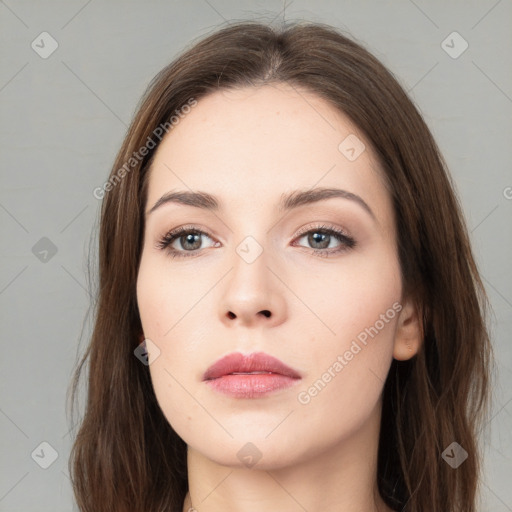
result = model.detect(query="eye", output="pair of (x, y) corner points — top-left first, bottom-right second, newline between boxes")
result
(156, 225), (218, 259)
(156, 223), (356, 259)
(292, 224), (356, 257)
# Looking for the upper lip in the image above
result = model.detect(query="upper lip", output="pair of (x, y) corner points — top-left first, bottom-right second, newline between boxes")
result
(203, 352), (302, 380)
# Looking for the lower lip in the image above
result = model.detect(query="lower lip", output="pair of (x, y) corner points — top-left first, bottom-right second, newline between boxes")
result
(205, 373), (300, 398)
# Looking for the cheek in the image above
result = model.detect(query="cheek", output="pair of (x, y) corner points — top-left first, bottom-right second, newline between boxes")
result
(136, 260), (165, 336)
(136, 257), (213, 429)
(136, 257), (204, 341)
(292, 242), (402, 345)
(291, 250), (401, 418)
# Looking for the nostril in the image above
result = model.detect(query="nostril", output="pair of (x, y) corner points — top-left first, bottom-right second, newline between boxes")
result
(260, 310), (271, 318)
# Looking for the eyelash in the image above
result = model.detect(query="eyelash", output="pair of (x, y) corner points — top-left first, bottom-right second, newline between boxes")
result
(155, 223), (356, 259)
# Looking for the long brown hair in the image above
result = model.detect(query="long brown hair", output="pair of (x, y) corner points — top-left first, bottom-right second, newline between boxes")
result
(67, 20), (494, 512)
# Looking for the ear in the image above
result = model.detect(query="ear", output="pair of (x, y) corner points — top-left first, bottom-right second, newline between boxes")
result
(393, 298), (423, 361)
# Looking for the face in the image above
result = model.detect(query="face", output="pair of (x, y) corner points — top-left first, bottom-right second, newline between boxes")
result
(136, 83), (404, 469)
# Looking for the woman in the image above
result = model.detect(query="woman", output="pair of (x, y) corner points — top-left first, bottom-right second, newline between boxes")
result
(67, 20), (493, 512)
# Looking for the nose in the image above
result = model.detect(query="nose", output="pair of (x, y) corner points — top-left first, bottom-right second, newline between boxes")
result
(219, 248), (286, 328)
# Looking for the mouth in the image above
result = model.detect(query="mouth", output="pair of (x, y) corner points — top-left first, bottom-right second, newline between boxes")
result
(203, 352), (302, 398)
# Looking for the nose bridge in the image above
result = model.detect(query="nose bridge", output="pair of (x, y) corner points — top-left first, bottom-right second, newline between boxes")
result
(219, 230), (285, 326)
(224, 204), (277, 277)
(230, 232), (272, 296)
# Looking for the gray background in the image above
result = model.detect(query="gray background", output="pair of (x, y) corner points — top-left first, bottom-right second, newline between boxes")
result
(1, 0), (511, 510)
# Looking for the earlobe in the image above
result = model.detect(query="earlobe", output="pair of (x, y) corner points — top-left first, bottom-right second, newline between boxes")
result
(393, 299), (423, 361)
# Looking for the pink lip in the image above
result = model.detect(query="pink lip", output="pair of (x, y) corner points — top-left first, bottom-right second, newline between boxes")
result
(203, 352), (301, 398)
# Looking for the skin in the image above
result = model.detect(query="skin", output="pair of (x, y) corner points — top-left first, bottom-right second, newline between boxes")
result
(136, 83), (422, 512)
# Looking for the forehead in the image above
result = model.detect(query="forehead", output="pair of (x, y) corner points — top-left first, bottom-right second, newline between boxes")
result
(146, 84), (392, 225)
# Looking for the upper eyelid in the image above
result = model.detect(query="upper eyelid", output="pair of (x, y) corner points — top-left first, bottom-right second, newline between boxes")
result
(163, 223), (348, 237)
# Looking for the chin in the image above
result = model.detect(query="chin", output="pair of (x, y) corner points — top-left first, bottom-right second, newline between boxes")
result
(184, 428), (314, 471)
(204, 446), (304, 471)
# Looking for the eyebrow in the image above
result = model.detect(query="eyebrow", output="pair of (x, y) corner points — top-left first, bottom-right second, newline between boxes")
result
(146, 187), (376, 221)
